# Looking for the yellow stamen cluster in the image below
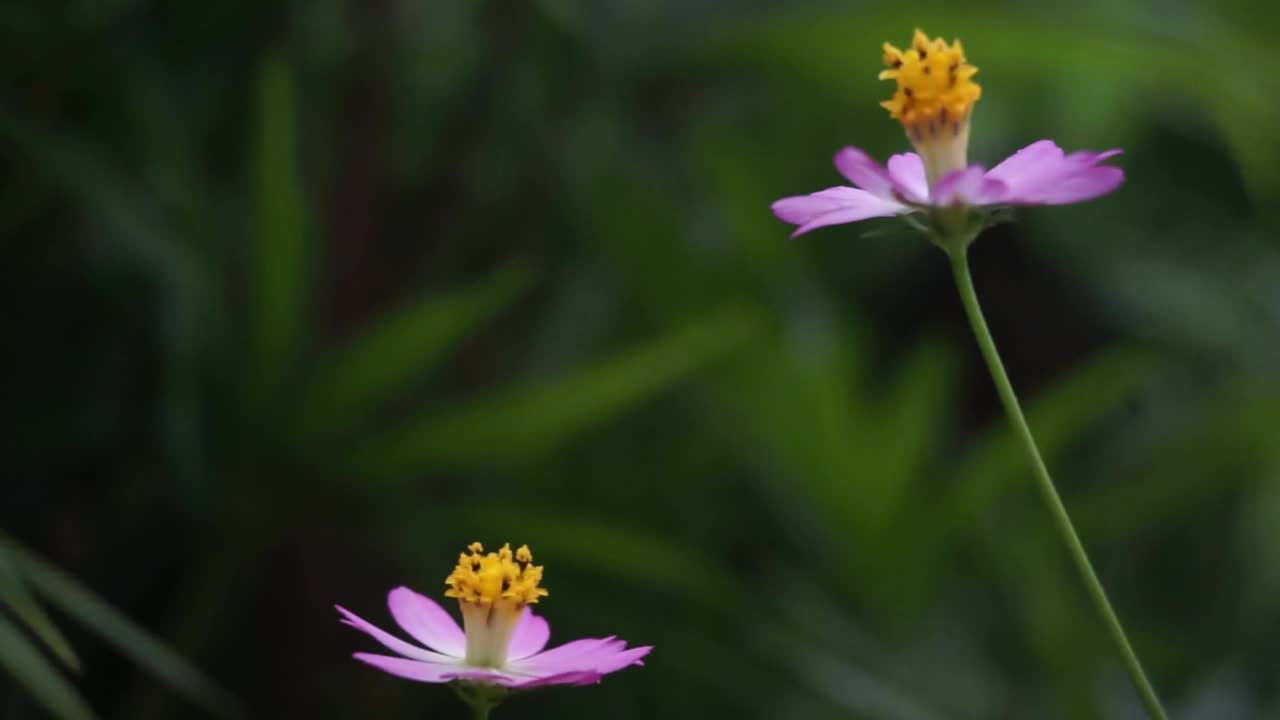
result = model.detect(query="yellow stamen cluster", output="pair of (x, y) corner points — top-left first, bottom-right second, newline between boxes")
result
(444, 542), (548, 667)
(444, 542), (548, 606)
(879, 29), (981, 137)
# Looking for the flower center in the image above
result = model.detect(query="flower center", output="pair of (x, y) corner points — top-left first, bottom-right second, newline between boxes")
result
(879, 30), (982, 188)
(444, 542), (548, 667)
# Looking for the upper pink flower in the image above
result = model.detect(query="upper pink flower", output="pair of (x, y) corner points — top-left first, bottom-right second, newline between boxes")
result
(773, 141), (1124, 238)
(772, 30), (1124, 239)
(336, 542), (650, 690)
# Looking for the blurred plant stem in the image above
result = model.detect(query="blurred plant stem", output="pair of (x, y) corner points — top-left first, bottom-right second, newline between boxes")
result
(947, 247), (1169, 720)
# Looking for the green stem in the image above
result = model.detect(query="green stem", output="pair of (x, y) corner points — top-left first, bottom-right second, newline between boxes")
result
(948, 248), (1169, 720)
(452, 682), (503, 720)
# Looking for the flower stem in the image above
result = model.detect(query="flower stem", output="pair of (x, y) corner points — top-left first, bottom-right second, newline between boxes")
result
(948, 248), (1169, 720)
(451, 682), (505, 720)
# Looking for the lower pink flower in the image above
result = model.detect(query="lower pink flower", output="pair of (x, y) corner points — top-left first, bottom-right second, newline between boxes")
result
(336, 543), (650, 690)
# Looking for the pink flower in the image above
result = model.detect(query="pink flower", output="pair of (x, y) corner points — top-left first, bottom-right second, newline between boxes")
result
(772, 141), (1124, 238)
(772, 30), (1124, 239)
(336, 543), (650, 690)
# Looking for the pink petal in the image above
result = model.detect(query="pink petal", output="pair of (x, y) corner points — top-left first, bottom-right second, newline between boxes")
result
(1016, 165), (1124, 205)
(386, 587), (466, 657)
(592, 645), (652, 674)
(931, 166), (1006, 206)
(771, 187), (905, 238)
(507, 607), (551, 660)
(510, 637), (650, 678)
(440, 668), (523, 686)
(770, 187), (872, 223)
(833, 146), (895, 199)
(510, 637), (621, 673)
(352, 652), (462, 683)
(512, 670), (604, 688)
(336, 605), (460, 663)
(984, 140), (1065, 192)
(986, 140), (1124, 205)
(404, 665), (601, 689)
(353, 655), (560, 689)
(886, 153), (929, 203)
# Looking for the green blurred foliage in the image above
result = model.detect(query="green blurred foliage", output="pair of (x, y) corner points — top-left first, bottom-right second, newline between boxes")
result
(2, 0), (1279, 718)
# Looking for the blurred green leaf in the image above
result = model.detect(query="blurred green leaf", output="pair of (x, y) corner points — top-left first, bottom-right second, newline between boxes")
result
(0, 613), (95, 720)
(1079, 377), (1280, 544)
(0, 104), (207, 302)
(251, 54), (307, 412)
(0, 551), (79, 672)
(859, 340), (954, 534)
(1209, 84), (1280, 235)
(0, 538), (241, 719)
(1237, 462), (1280, 626)
(348, 304), (763, 478)
(685, 8), (1277, 105)
(759, 572), (961, 720)
(532, 0), (586, 33)
(945, 346), (1161, 528)
(409, 506), (746, 610)
(297, 262), (535, 444)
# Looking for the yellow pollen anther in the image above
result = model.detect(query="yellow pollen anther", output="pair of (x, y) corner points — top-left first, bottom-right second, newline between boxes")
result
(443, 541), (550, 667)
(444, 541), (548, 607)
(879, 29), (981, 135)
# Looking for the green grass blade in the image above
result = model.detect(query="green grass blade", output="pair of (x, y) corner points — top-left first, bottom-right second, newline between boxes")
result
(1, 539), (242, 719)
(297, 263), (535, 443)
(0, 551), (80, 671)
(0, 613), (95, 720)
(347, 304), (763, 479)
(251, 54), (307, 414)
(857, 341), (954, 534)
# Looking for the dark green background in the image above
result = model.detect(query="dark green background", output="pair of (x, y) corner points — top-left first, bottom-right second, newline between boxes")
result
(3, 1), (1279, 718)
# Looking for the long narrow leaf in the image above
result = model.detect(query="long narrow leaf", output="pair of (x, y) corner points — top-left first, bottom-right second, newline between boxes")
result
(0, 613), (95, 720)
(251, 55), (307, 414)
(296, 263), (534, 443)
(347, 304), (763, 478)
(857, 341), (954, 535)
(0, 538), (241, 719)
(0, 551), (80, 671)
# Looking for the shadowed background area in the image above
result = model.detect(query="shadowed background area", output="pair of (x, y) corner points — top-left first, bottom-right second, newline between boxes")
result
(2, 1), (1279, 718)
